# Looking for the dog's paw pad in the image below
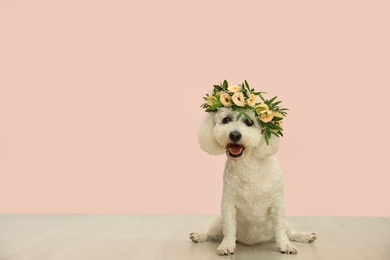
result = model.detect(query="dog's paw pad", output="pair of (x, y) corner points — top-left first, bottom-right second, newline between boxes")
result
(278, 241), (297, 254)
(189, 232), (208, 243)
(217, 243), (236, 255)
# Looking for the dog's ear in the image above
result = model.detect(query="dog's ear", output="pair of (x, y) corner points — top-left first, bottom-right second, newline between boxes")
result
(252, 134), (280, 158)
(198, 113), (225, 155)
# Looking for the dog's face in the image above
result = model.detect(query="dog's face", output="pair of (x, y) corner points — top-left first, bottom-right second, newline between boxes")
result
(198, 107), (280, 159)
(213, 108), (262, 159)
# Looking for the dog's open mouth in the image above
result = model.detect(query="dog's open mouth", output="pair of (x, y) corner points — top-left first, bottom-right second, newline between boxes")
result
(227, 144), (246, 158)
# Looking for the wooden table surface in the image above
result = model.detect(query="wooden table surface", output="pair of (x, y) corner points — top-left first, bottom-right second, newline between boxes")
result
(0, 214), (389, 260)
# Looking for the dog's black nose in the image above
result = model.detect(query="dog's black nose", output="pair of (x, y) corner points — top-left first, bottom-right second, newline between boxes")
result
(229, 131), (242, 142)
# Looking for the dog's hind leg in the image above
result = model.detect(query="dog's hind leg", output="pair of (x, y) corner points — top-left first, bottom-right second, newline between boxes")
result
(190, 215), (223, 243)
(287, 229), (317, 243)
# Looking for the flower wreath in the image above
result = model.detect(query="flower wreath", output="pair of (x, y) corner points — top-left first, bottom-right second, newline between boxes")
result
(201, 80), (288, 145)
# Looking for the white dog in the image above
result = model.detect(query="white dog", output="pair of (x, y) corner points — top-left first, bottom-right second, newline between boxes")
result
(190, 107), (316, 255)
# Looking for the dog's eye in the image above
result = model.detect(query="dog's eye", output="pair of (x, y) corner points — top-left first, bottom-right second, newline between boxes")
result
(244, 119), (253, 126)
(222, 117), (231, 124)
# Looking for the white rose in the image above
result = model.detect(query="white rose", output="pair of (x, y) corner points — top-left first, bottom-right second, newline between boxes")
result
(207, 95), (216, 106)
(232, 92), (246, 107)
(228, 85), (241, 92)
(246, 94), (256, 107)
(255, 103), (269, 115)
(273, 112), (284, 118)
(258, 111), (274, 123)
(220, 92), (232, 107)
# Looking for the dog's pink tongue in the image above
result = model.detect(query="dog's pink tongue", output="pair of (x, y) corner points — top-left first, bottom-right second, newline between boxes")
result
(229, 145), (243, 155)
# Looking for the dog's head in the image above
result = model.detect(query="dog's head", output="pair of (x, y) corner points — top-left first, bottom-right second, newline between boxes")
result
(198, 107), (280, 159)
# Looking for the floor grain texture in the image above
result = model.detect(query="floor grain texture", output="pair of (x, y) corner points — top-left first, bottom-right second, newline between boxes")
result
(0, 215), (389, 260)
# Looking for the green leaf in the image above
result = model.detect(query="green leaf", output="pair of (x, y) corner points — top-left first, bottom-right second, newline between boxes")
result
(258, 93), (266, 101)
(213, 85), (223, 94)
(244, 80), (250, 91)
(268, 96), (277, 104)
(264, 131), (270, 145)
(236, 112), (243, 121)
(242, 105), (253, 110)
(209, 98), (219, 104)
(243, 112), (252, 123)
(242, 87), (247, 96)
(272, 124), (283, 131)
(223, 80), (228, 89)
(276, 111), (287, 116)
(208, 103), (221, 111)
(273, 117), (283, 121)
(266, 123), (276, 129)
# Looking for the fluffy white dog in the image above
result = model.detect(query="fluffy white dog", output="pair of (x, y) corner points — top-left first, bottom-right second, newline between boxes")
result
(190, 107), (316, 255)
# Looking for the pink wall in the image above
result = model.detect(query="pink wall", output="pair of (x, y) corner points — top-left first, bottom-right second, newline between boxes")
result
(1, 0), (389, 216)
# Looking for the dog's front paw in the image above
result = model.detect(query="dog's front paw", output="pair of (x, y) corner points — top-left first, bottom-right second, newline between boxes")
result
(189, 232), (208, 243)
(277, 240), (297, 254)
(217, 242), (236, 255)
(289, 230), (317, 243)
(305, 232), (317, 243)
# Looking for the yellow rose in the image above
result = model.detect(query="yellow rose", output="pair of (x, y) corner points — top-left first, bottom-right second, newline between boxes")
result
(220, 92), (232, 107)
(232, 92), (246, 107)
(273, 112), (284, 118)
(228, 85), (241, 92)
(246, 94), (256, 107)
(258, 111), (274, 123)
(207, 95), (216, 106)
(255, 103), (269, 114)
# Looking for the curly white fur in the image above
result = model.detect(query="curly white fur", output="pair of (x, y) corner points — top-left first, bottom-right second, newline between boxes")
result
(190, 108), (316, 255)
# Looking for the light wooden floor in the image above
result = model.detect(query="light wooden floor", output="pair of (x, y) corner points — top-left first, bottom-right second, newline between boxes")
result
(0, 215), (389, 260)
